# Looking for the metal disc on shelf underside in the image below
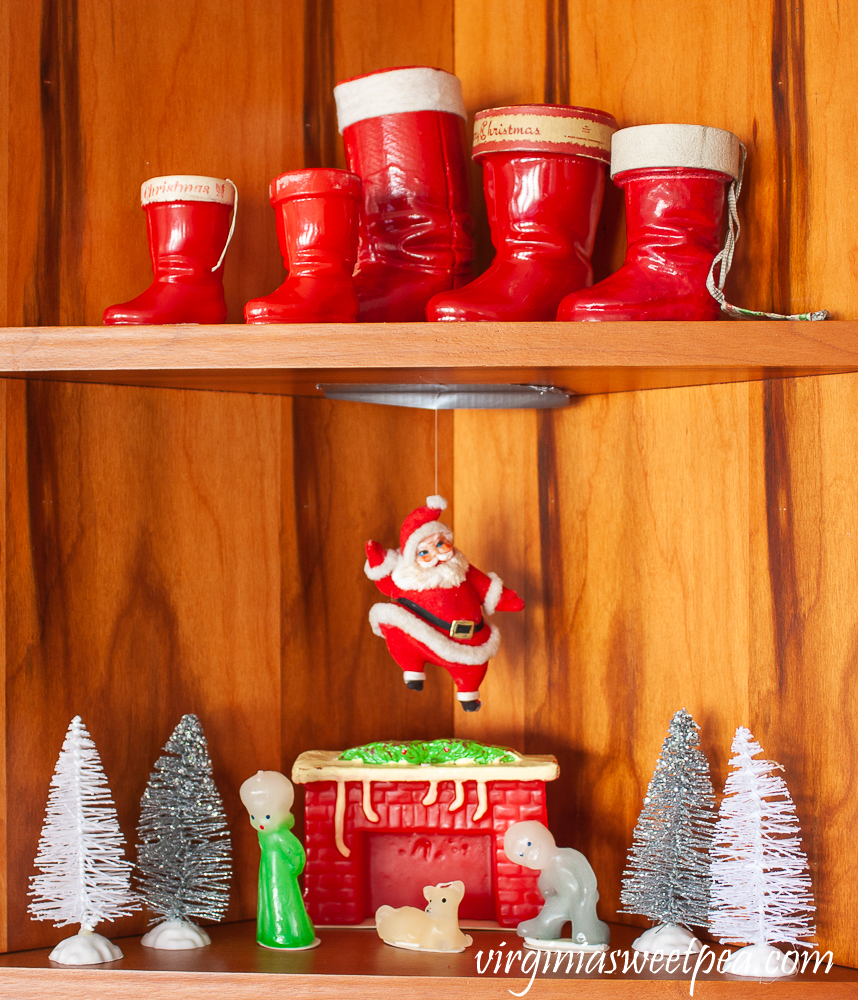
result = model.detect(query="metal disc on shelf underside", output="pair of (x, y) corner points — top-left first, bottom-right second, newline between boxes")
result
(317, 383), (572, 409)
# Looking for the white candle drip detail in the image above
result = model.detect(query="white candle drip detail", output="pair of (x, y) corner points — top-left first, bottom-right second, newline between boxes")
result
(334, 780), (350, 857)
(362, 779), (379, 822)
(449, 780), (465, 812)
(472, 779), (489, 820)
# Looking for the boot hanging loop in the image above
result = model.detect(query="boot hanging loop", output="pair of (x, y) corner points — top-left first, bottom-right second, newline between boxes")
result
(706, 144), (828, 321)
(212, 179), (238, 272)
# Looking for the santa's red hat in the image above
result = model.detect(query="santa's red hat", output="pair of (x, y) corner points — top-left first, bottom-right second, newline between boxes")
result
(400, 496), (453, 564)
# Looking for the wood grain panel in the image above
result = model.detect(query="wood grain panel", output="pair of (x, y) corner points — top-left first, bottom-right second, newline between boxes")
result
(84, 0), (305, 325)
(0, 383), (6, 953)
(5, 2), (44, 326)
(0, 4), (9, 327)
(801, 2), (858, 318)
(454, 384), (753, 932)
(328, 0), (455, 172)
(333, 0), (454, 83)
(303, 0), (337, 170)
(453, 0), (545, 115)
(5, 381), (282, 951)
(455, 374), (858, 965)
(454, 0), (547, 272)
(7, 0), (305, 327)
(748, 373), (858, 967)
(283, 399), (455, 793)
(538, 385), (752, 929)
(564, 0), (780, 310)
(452, 409), (538, 749)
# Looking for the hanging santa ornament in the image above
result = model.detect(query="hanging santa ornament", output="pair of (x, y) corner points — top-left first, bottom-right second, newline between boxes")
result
(365, 496), (524, 711)
(333, 66), (475, 321)
(427, 104), (617, 321)
(556, 124), (827, 321)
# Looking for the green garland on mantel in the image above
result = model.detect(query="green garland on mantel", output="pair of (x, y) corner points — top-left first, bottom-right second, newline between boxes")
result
(339, 738), (521, 766)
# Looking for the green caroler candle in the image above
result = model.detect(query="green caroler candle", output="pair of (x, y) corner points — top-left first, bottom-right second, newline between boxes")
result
(240, 770), (319, 950)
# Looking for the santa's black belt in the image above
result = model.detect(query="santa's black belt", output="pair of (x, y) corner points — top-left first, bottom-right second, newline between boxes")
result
(395, 597), (485, 639)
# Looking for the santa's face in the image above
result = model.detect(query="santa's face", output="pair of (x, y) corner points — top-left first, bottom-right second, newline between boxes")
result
(416, 532), (454, 567)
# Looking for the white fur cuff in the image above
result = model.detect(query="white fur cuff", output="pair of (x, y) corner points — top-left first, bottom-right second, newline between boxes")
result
(369, 603), (500, 665)
(335, 68), (466, 132)
(611, 124), (741, 180)
(364, 548), (399, 581)
(482, 572), (504, 616)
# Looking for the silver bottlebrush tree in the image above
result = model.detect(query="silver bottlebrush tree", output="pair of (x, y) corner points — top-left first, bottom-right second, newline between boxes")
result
(136, 713), (231, 949)
(29, 716), (138, 965)
(621, 708), (717, 955)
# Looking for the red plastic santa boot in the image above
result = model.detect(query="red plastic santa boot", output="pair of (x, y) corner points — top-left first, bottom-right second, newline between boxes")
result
(556, 124), (741, 321)
(333, 66), (475, 321)
(103, 175), (235, 325)
(245, 168), (361, 323)
(426, 104), (617, 321)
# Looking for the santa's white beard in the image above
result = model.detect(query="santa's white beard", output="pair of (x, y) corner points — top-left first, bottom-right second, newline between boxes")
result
(391, 549), (469, 591)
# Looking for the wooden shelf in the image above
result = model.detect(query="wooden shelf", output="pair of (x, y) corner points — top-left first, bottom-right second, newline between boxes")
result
(1, 321), (856, 396)
(0, 921), (852, 999)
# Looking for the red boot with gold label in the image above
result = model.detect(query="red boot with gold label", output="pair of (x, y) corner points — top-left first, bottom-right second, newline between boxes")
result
(333, 66), (475, 322)
(103, 175), (235, 325)
(556, 124), (741, 321)
(426, 105), (616, 322)
(244, 168), (361, 324)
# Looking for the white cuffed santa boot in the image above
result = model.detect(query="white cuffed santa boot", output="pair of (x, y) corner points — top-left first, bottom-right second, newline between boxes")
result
(334, 66), (475, 321)
(557, 125), (740, 321)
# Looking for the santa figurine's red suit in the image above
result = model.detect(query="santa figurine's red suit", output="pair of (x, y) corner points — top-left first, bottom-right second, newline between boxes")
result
(365, 496), (524, 711)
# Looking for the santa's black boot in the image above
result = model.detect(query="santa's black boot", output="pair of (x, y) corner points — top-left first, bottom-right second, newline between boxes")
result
(404, 671), (425, 692)
(458, 692), (482, 712)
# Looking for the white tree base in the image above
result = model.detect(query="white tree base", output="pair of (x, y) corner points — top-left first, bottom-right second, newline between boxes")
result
(722, 943), (797, 978)
(49, 931), (123, 965)
(524, 937), (609, 953)
(141, 919), (212, 950)
(632, 923), (703, 956)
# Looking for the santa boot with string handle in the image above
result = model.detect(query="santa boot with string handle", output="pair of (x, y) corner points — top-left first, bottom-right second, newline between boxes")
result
(104, 175), (237, 325)
(556, 124), (828, 322)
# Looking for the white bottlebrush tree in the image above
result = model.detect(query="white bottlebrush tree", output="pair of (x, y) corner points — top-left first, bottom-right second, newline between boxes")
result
(28, 716), (137, 965)
(709, 726), (815, 977)
(621, 708), (717, 955)
(136, 713), (231, 949)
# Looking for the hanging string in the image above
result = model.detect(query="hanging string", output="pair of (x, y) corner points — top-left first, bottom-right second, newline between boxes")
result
(212, 179), (238, 272)
(434, 407), (438, 497)
(706, 146), (828, 321)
